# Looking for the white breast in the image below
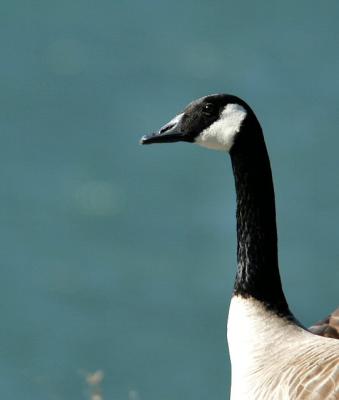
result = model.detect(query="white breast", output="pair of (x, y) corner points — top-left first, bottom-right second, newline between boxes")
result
(227, 296), (339, 399)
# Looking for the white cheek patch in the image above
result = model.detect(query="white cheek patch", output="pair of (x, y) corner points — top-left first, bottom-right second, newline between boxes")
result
(195, 103), (247, 151)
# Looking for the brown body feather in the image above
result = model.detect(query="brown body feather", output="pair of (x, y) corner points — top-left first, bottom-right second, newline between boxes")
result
(309, 307), (339, 339)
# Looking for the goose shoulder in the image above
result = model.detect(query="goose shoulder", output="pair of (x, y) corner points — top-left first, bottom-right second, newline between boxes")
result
(249, 342), (339, 400)
(287, 342), (339, 400)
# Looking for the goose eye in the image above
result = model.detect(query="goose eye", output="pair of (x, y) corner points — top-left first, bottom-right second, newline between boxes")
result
(203, 103), (215, 115)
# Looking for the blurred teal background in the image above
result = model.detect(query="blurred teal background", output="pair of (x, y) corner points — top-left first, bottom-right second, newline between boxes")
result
(1, 1), (339, 399)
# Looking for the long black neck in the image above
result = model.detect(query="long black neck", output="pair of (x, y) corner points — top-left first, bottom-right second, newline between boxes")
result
(230, 112), (291, 317)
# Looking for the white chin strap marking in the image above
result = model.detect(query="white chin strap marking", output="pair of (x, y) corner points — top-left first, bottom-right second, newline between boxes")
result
(195, 103), (247, 151)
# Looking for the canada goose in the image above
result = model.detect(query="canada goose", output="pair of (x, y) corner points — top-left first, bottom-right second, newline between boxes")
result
(140, 94), (339, 399)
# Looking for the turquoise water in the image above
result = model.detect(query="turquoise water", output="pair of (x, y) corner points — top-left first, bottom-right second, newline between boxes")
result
(1, 1), (339, 399)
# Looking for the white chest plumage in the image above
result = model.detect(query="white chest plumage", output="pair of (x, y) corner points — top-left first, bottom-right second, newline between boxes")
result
(227, 296), (339, 400)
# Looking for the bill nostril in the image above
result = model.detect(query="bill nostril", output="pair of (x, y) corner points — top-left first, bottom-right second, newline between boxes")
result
(160, 123), (175, 134)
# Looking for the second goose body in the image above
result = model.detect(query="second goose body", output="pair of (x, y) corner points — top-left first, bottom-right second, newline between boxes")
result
(141, 94), (339, 399)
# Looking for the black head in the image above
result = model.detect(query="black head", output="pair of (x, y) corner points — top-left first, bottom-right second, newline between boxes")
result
(140, 94), (253, 151)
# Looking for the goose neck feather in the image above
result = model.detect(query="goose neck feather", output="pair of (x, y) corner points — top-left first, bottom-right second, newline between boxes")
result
(230, 113), (291, 316)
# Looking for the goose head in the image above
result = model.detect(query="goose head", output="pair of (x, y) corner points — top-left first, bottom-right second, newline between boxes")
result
(140, 94), (254, 152)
